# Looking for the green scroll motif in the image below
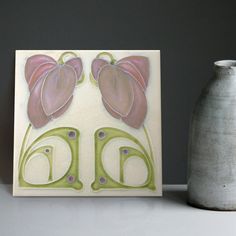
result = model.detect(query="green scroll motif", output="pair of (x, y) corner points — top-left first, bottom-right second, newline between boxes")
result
(91, 127), (156, 191)
(18, 126), (83, 190)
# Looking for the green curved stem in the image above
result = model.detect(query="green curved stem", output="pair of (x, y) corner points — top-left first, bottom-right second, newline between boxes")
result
(91, 127), (156, 191)
(96, 51), (116, 64)
(77, 72), (85, 85)
(19, 127), (83, 190)
(89, 72), (98, 86)
(143, 125), (154, 161)
(19, 123), (32, 170)
(58, 51), (78, 64)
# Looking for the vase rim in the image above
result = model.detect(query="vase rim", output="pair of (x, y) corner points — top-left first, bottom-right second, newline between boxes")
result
(214, 60), (236, 68)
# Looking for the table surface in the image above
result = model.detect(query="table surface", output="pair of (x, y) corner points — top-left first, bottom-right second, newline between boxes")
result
(0, 184), (235, 236)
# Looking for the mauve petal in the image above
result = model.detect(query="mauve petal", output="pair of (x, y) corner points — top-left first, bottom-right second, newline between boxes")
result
(122, 80), (147, 129)
(98, 65), (134, 117)
(28, 62), (56, 91)
(27, 78), (50, 128)
(116, 62), (146, 90)
(52, 96), (73, 119)
(41, 65), (76, 116)
(102, 98), (120, 119)
(91, 58), (108, 80)
(65, 58), (83, 81)
(117, 56), (149, 87)
(25, 55), (56, 83)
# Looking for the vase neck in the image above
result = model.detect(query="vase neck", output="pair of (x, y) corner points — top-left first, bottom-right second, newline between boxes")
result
(214, 60), (236, 77)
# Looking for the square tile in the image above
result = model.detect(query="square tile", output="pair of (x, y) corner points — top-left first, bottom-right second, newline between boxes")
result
(13, 50), (162, 196)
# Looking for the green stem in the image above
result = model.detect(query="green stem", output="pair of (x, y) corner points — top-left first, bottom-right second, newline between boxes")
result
(58, 51), (78, 64)
(143, 125), (154, 161)
(19, 123), (32, 170)
(89, 72), (98, 86)
(96, 51), (116, 64)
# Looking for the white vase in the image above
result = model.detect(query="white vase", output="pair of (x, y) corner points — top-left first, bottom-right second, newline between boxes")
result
(188, 60), (236, 210)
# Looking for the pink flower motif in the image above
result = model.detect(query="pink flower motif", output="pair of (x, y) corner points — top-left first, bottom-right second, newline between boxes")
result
(91, 54), (149, 129)
(25, 52), (83, 128)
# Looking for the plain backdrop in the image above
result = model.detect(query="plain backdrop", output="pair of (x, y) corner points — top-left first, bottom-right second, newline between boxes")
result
(0, 0), (236, 184)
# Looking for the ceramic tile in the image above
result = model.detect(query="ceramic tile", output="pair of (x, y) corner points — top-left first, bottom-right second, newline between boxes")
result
(13, 50), (162, 196)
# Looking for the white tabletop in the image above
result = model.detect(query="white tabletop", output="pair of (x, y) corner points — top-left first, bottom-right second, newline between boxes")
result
(0, 184), (235, 236)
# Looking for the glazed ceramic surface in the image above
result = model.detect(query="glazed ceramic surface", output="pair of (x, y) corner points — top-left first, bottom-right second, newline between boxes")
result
(188, 60), (236, 210)
(13, 50), (162, 196)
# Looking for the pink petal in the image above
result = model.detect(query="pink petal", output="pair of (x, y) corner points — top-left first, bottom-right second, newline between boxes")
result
(91, 58), (108, 80)
(41, 65), (76, 116)
(27, 77), (50, 128)
(116, 61), (146, 90)
(117, 56), (149, 88)
(52, 96), (73, 119)
(102, 98), (120, 119)
(98, 65), (134, 117)
(25, 55), (56, 83)
(122, 80), (147, 129)
(28, 62), (56, 91)
(65, 58), (83, 81)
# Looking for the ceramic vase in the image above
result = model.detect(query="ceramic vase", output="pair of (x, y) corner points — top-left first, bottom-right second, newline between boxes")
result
(188, 60), (236, 210)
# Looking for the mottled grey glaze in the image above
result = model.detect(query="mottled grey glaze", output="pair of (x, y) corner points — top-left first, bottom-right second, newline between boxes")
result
(188, 60), (236, 210)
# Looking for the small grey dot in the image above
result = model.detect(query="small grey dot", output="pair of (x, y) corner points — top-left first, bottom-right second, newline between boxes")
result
(99, 177), (107, 184)
(122, 149), (129, 155)
(98, 130), (106, 139)
(67, 175), (75, 183)
(68, 131), (76, 139)
(45, 149), (50, 153)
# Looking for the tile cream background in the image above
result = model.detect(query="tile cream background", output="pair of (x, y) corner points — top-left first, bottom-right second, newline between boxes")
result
(13, 50), (161, 196)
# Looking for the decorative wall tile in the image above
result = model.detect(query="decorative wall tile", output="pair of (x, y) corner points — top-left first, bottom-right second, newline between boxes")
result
(13, 50), (162, 196)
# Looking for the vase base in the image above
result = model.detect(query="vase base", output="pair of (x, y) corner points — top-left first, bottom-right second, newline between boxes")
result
(187, 200), (236, 211)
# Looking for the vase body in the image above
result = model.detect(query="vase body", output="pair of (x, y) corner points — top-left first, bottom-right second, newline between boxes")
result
(188, 60), (236, 210)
